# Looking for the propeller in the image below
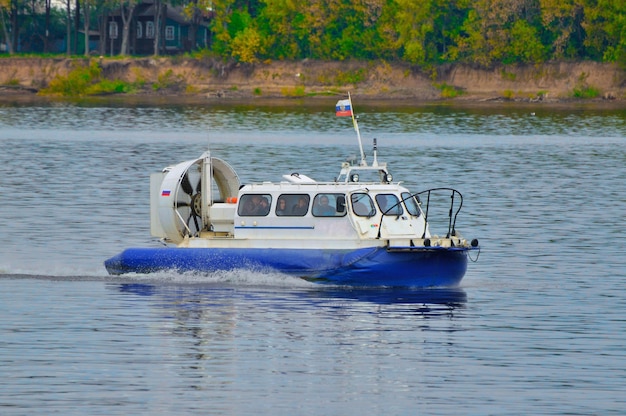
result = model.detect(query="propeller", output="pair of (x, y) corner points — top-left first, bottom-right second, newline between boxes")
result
(156, 155), (241, 244)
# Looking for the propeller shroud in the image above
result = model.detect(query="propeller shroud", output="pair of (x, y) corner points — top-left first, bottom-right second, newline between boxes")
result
(154, 155), (241, 244)
(157, 158), (205, 244)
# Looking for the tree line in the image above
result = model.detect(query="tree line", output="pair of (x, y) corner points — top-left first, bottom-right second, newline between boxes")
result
(1, 0), (624, 68)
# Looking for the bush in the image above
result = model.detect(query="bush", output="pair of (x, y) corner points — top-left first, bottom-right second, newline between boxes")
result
(42, 61), (100, 95)
(334, 69), (365, 86)
(40, 59), (142, 96)
(87, 79), (134, 95)
(281, 86), (305, 97)
(435, 82), (463, 98)
(572, 86), (600, 99)
(152, 69), (186, 92)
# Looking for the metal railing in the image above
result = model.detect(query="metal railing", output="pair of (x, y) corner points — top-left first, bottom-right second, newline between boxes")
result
(377, 188), (464, 239)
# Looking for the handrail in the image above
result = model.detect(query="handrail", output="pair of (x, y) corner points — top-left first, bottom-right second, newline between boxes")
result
(376, 187), (464, 239)
(415, 188), (464, 239)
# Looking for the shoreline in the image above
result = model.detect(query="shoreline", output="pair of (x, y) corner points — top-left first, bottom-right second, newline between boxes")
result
(2, 87), (626, 110)
(0, 88), (626, 110)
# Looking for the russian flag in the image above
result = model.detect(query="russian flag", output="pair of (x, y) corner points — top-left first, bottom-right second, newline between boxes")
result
(335, 99), (352, 117)
(161, 190), (171, 197)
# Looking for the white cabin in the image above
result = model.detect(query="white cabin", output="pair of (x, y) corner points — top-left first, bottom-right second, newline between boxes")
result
(149, 152), (443, 250)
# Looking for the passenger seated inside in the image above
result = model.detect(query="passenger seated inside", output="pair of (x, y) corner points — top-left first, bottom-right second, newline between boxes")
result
(255, 197), (270, 216)
(276, 198), (288, 216)
(351, 194), (375, 217)
(240, 195), (261, 215)
(292, 197), (309, 215)
(239, 194), (272, 216)
(313, 195), (335, 216)
(376, 194), (403, 215)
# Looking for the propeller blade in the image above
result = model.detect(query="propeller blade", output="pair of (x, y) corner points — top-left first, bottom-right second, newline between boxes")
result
(181, 173), (193, 195)
(188, 166), (201, 193)
(185, 212), (201, 233)
(192, 214), (200, 231)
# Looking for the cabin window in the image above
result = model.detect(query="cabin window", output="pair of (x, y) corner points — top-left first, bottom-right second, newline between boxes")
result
(109, 22), (118, 39)
(146, 21), (155, 39)
(351, 193), (376, 217)
(276, 194), (310, 216)
(136, 22), (143, 39)
(312, 193), (346, 217)
(401, 192), (421, 217)
(238, 194), (272, 217)
(165, 25), (175, 41)
(376, 194), (403, 215)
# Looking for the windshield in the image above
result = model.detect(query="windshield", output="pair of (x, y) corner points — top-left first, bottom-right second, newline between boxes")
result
(401, 192), (421, 217)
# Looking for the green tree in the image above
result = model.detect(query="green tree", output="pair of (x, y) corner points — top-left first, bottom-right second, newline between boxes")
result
(447, 8), (490, 65)
(332, 0), (376, 59)
(582, 0), (626, 63)
(393, 0), (471, 65)
(539, 0), (585, 59)
(205, 0), (265, 61)
(207, 0), (236, 56)
(450, 0), (545, 66)
(303, 0), (347, 59)
(432, 0), (471, 60)
(509, 19), (546, 63)
(0, 0), (14, 53)
(230, 25), (263, 62)
(369, 0), (401, 60)
(257, 0), (307, 59)
(394, 0), (434, 65)
(291, 0), (383, 60)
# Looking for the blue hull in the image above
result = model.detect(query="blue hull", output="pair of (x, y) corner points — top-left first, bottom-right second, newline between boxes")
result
(104, 246), (470, 287)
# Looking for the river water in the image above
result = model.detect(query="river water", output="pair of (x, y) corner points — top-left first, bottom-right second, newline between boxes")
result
(1, 99), (625, 414)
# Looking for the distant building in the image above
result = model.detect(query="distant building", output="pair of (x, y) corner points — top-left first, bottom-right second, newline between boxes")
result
(105, 0), (212, 55)
(77, 30), (102, 55)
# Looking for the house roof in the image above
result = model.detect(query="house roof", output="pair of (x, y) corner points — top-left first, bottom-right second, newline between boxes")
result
(110, 0), (210, 27)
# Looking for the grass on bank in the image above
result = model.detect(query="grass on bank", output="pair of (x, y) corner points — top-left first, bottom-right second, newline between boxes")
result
(435, 82), (463, 98)
(572, 85), (601, 99)
(571, 71), (601, 99)
(40, 60), (144, 96)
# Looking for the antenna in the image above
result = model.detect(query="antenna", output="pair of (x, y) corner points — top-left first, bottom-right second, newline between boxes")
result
(202, 128), (213, 226)
(206, 128), (211, 153)
(372, 138), (378, 167)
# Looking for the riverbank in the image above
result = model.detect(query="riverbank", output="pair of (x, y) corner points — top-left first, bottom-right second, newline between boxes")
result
(0, 57), (625, 105)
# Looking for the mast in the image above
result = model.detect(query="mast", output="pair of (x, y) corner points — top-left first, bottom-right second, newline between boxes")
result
(202, 150), (212, 226)
(348, 92), (366, 166)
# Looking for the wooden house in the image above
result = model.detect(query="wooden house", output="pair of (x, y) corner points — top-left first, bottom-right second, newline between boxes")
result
(106, 0), (211, 56)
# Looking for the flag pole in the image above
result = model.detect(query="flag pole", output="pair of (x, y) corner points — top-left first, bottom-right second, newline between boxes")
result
(348, 92), (366, 166)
